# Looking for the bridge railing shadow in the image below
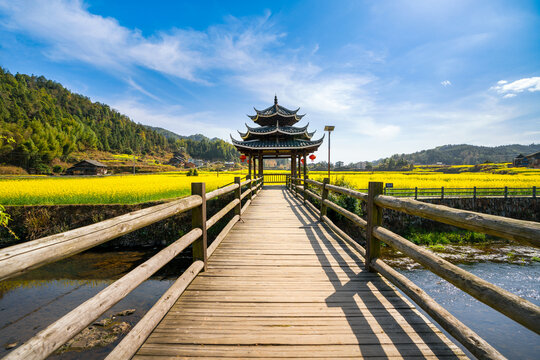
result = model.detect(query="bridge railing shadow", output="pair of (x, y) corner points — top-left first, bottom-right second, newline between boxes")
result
(281, 187), (462, 358)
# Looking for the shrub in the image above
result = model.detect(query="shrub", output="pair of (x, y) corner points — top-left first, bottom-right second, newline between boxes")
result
(52, 165), (63, 174)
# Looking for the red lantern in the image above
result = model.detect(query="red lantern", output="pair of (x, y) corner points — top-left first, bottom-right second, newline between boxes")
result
(300, 158), (304, 164)
(240, 154), (246, 162)
(309, 154), (316, 161)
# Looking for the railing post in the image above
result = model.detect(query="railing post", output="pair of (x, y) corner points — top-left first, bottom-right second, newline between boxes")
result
(320, 178), (330, 221)
(234, 177), (242, 217)
(248, 175), (253, 201)
(441, 186), (444, 200)
(304, 175), (308, 205)
(473, 186), (477, 200)
(191, 182), (207, 271)
(504, 186), (508, 199)
(533, 186), (536, 199)
(414, 187), (418, 200)
(366, 182), (383, 272)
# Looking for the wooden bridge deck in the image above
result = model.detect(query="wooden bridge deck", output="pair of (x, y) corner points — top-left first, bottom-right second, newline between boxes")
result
(135, 186), (467, 359)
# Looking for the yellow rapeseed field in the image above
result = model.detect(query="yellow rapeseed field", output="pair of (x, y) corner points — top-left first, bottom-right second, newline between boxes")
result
(1, 168), (538, 205)
(309, 171), (540, 190)
(0, 171), (246, 205)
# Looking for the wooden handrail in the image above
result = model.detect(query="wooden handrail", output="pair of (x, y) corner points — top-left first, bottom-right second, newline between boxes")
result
(373, 226), (540, 334)
(0, 195), (203, 281)
(322, 199), (367, 228)
(327, 184), (368, 201)
(305, 178), (323, 187)
(105, 260), (205, 360)
(375, 195), (540, 248)
(4, 228), (202, 360)
(207, 199), (240, 229)
(2, 178), (263, 360)
(206, 183), (239, 200)
(289, 178), (540, 357)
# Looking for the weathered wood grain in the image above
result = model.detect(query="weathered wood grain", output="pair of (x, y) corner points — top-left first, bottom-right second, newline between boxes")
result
(4, 228), (202, 360)
(135, 187), (466, 359)
(375, 194), (540, 248)
(373, 225), (540, 334)
(0, 195), (202, 281)
(105, 260), (204, 360)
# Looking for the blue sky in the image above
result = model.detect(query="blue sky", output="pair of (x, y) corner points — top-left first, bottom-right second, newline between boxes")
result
(0, 0), (539, 163)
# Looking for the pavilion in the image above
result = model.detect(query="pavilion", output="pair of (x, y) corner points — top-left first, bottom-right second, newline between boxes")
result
(231, 96), (324, 180)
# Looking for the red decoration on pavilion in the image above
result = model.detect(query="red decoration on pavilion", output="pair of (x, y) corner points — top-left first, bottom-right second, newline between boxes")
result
(240, 154), (246, 162)
(309, 154), (316, 161)
(300, 158), (304, 164)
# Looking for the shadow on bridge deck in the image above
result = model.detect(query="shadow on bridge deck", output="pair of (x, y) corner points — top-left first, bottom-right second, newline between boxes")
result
(135, 186), (466, 359)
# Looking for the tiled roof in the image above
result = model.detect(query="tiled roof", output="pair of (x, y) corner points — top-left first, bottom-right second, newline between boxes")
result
(239, 124), (311, 137)
(247, 96), (305, 123)
(230, 136), (324, 150)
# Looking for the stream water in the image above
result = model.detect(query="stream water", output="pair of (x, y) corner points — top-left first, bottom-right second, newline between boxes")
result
(397, 262), (540, 359)
(0, 250), (539, 359)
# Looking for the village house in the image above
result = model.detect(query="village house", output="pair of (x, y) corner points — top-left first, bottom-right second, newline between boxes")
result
(65, 160), (108, 175)
(513, 152), (540, 168)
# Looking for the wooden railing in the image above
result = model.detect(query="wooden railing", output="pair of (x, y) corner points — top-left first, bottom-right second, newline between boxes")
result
(0, 176), (263, 360)
(309, 184), (538, 199)
(264, 173), (287, 184)
(289, 176), (540, 360)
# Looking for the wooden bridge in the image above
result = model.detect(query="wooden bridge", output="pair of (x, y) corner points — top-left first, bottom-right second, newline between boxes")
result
(1, 177), (539, 359)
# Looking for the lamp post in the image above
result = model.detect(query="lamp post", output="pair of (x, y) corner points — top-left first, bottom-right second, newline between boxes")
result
(324, 125), (335, 179)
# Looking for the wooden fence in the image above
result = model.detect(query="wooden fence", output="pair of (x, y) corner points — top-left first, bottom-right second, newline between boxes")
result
(326, 186), (537, 199)
(0, 176), (263, 360)
(263, 173), (287, 184)
(289, 176), (540, 360)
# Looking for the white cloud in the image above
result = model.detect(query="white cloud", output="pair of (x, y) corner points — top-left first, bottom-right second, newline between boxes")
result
(0, 0), (281, 83)
(492, 77), (540, 97)
(110, 99), (234, 139)
(441, 80), (451, 87)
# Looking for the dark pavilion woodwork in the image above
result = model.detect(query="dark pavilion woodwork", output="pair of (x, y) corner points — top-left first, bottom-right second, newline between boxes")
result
(231, 96), (323, 179)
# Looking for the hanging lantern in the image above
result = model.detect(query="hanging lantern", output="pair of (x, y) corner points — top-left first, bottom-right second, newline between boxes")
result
(309, 154), (316, 161)
(240, 154), (246, 162)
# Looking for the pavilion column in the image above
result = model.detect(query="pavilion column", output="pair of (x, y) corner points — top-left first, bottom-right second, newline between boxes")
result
(248, 153), (252, 179)
(297, 154), (301, 179)
(291, 152), (296, 180)
(303, 153), (307, 180)
(258, 153), (263, 180)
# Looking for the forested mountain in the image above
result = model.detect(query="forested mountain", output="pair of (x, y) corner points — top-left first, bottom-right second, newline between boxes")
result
(375, 144), (540, 166)
(0, 68), (238, 172)
(147, 126), (239, 161)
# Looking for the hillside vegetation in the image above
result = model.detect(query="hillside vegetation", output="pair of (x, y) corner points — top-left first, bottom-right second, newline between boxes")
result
(375, 144), (540, 166)
(0, 68), (238, 173)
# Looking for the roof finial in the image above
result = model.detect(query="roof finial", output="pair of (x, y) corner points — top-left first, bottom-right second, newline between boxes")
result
(274, 94), (278, 105)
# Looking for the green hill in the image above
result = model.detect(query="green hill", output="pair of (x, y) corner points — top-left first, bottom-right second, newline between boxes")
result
(146, 126), (238, 161)
(0, 68), (238, 173)
(375, 144), (540, 166)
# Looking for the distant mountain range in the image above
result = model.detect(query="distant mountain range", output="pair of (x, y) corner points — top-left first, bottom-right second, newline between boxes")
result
(145, 126), (219, 142)
(145, 126), (238, 161)
(373, 144), (540, 166)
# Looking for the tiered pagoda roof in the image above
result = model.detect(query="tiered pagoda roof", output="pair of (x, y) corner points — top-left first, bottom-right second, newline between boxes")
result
(231, 96), (323, 154)
(248, 95), (305, 126)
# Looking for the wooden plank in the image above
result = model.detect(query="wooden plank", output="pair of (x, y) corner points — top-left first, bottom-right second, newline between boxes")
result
(135, 187), (467, 359)
(135, 344), (464, 358)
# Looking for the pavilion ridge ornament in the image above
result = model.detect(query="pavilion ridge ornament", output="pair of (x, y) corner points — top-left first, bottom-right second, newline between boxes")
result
(231, 96), (323, 179)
